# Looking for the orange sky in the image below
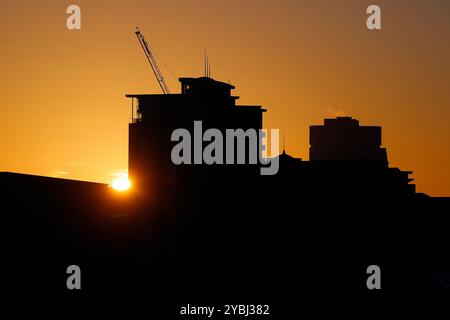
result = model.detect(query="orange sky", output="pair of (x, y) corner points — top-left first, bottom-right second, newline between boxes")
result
(0, 0), (449, 196)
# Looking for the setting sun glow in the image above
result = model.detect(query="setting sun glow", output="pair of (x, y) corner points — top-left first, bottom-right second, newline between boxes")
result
(111, 175), (131, 191)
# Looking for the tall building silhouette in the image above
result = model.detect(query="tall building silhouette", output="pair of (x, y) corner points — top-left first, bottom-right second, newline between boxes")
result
(0, 75), (449, 301)
(126, 76), (265, 194)
(307, 116), (415, 195)
(310, 116), (387, 163)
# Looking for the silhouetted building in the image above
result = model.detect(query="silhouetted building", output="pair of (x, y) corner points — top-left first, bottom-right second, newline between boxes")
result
(126, 77), (265, 193)
(310, 117), (387, 163)
(0, 74), (449, 304)
(307, 116), (414, 195)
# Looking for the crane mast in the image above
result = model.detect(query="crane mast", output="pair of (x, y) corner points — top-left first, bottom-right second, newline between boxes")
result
(135, 28), (170, 94)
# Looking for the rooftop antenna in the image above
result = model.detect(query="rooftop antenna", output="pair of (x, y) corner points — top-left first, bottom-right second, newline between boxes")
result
(208, 60), (211, 78)
(204, 49), (207, 77)
(282, 131), (286, 154)
(203, 49), (211, 78)
(204, 50), (212, 78)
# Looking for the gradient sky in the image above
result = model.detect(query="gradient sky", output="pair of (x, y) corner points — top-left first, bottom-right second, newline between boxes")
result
(0, 0), (449, 196)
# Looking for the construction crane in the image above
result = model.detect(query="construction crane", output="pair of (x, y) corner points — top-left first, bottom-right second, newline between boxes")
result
(135, 27), (170, 94)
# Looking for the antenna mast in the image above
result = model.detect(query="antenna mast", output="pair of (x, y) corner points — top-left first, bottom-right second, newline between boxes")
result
(135, 27), (170, 94)
(204, 50), (211, 78)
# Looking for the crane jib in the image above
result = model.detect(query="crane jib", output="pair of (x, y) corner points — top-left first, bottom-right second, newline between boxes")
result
(135, 29), (171, 94)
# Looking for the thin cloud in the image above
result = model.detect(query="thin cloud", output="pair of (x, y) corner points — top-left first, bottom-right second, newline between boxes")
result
(325, 106), (346, 118)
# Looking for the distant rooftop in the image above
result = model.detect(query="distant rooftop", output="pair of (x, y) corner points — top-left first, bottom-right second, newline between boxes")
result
(323, 117), (360, 127)
(179, 77), (235, 96)
(179, 77), (235, 89)
(126, 76), (236, 98)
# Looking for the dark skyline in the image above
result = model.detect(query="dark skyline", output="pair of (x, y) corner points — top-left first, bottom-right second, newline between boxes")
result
(0, 0), (450, 195)
(1, 74), (448, 302)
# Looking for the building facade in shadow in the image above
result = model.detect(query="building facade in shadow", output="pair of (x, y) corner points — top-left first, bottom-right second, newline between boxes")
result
(0, 76), (449, 303)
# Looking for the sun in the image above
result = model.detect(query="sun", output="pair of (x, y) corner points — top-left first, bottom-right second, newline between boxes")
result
(111, 175), (131, 191)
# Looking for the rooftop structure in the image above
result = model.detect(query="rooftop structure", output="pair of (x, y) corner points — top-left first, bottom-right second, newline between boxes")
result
(310, 116), (387, 163)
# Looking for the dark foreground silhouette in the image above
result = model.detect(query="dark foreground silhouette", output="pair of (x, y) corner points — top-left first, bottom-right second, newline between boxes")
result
(0, 77), (449, 309)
